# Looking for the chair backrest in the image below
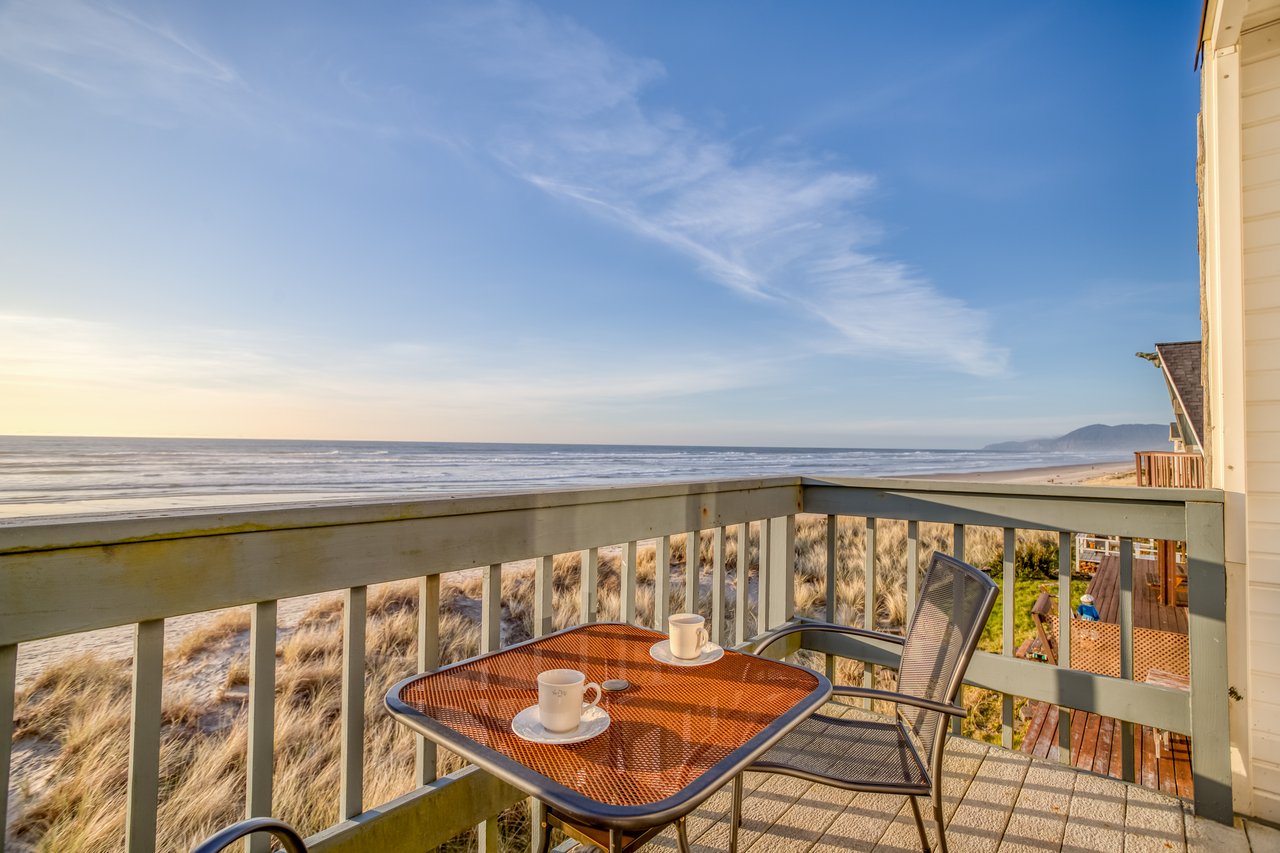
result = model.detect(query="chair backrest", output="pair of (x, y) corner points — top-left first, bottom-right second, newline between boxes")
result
(895, 552), (998, 760)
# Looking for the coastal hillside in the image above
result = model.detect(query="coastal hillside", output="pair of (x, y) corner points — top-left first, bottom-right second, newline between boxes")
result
(984, 423), (1170, 453)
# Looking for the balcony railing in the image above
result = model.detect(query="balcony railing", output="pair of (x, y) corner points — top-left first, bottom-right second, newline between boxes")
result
(0, 477), (1231, 852)
(1136, 450), (1205, 488)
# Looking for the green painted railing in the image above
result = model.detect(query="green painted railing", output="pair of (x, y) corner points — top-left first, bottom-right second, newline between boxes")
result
(797, 477), (1229, 823)
(0, 476), (1230, 853)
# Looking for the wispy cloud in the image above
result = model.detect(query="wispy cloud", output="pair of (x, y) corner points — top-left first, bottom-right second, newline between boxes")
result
(0, 0), (242, 115)
(1, 0), (1009, 379)
(421, 1), (1008, 376)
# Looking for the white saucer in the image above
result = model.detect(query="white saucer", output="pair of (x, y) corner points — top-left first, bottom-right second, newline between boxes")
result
(511, 704), (610, 744)
(649, 639), (725, 667)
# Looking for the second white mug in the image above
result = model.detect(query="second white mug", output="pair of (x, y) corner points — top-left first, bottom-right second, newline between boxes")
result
(537, 669), (601, 733)
(669, 613), (709, 660)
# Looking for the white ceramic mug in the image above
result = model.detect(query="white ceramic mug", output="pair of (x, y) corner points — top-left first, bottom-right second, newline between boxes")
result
(537, 669), (602, 733)
(669, 613), (710, 660)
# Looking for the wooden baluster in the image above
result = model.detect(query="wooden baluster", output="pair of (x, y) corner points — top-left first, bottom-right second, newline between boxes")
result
(863, 518), (877, 705)
(580, 547), (598, 624)
(685, 530), (699, 615)
(656, 537), (672, 629)
(765, 516), (797, 632)
(341, 586), (366, 819)
(712, 527), (726, 646)
(1119, 538), (1135, 783)
(621, 541), (638, 625)
(481, 565), (501, 654)
(477, 566), (502, 853)
(247, 601), (277, 853)
(1186, 500), (1231, 823)
(0, 644), (15, 853)
(758, 520), (771, 633)
(735, 524), (749, 645)
(825, 515), (837, 681)
(476, 822), (500, 853)
(1002, 528), (1015, 750)
(529, 799), (548, 853)
(417, 575), (441, 786)
(535, 556), (554, 637)
(126, 619), (164, 853)
(1057, 532), (1073, 764)
(951, 524), (965, 736)
(906, 520), (919, 610)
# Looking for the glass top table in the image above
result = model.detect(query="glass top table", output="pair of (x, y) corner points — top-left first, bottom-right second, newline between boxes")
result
(386, 622), (832, 852)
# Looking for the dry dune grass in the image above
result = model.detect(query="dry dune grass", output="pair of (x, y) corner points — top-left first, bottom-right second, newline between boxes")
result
(8, 516), (1052, 852)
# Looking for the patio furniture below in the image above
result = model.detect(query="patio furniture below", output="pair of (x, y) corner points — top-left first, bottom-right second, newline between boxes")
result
(1017, 553), (1194, 797)
(729, 553), (998, 853)
(1022, 564), (1188, 683)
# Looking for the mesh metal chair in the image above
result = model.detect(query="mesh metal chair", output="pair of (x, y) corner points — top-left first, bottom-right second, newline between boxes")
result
(729, 552), (998, 853)
(190, 817), (309, 853)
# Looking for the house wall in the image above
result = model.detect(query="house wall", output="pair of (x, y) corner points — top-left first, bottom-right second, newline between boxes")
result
(1204, 0), (1280, 820)
(1241, 14), (1280, 819)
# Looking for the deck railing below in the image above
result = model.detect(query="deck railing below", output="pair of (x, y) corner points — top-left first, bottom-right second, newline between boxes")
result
(0, 476), (1232, 853)
(1136, 450), (1205, 488)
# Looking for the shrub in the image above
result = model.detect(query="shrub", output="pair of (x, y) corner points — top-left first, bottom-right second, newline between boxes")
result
(984, 537), (1060, 581)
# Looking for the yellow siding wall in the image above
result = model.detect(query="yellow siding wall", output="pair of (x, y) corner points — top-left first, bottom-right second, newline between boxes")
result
(1242, 19), (1280, 818)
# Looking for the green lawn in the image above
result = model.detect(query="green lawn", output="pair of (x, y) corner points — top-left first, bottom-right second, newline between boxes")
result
(978, 570), (1091, 655)
(964, 570), (1091, 749)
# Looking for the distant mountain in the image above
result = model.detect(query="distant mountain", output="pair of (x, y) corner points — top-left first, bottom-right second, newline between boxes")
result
(983, 423), (1170, 453)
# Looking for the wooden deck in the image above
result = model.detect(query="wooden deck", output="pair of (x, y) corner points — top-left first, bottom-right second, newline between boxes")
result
(1018, 553), (1194, 799)
(627, 736), (1266, 852)
(1087, 553), (1188, 634)
(1020, 701), (1194, 799)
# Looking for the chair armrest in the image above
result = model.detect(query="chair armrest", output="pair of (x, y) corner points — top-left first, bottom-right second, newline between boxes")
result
(832, 685), (968, 718)
(190, 818), (309, 853)
(746, 621), (905, 656)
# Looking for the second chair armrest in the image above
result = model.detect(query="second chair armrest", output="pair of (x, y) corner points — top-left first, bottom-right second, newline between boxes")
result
(190, 818), (309, 853)
(832, 685), (968, 718)
(746, 621), (906, 656)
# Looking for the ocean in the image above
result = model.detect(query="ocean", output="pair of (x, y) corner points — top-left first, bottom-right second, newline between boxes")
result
(0, 435), (1130, 518)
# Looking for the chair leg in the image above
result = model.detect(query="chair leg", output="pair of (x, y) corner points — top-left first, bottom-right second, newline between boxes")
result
(933, 794), (948, 853)
(729, 773), (744, 853)
(908, 796), (931, 853)
(675, 816), (692, 853)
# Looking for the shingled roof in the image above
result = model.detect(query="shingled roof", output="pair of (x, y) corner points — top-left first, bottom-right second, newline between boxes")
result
(1155, 341), (1204, 451)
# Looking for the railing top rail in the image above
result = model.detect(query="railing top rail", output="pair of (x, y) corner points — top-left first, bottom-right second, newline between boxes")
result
(798, 475), (1221, 504)
(0, 475), (1224, 645)
(0, 477), (805, 555)
(0, 478), (805, 645)
(0, 474), (1223, 557)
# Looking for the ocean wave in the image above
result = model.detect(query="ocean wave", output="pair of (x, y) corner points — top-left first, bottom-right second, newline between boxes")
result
(0, 437), (1131, 511)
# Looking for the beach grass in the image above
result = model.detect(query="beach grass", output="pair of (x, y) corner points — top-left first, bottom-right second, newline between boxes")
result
(8, 515), (1067, 852)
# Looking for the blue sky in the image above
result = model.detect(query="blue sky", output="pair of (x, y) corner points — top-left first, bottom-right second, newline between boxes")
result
(0, 0), (1203, 447)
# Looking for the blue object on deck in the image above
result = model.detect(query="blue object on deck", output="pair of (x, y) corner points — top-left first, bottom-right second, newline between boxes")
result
(1078, 603), (1100, 621)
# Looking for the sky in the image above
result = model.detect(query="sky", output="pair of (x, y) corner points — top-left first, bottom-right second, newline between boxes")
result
(0, 0), (1205, 448)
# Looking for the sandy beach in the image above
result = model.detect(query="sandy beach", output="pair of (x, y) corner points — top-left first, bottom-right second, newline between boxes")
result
(913, 461), (1136, 485)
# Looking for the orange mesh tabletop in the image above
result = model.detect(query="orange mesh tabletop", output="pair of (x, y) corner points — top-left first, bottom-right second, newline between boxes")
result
(386, 622), (831, 831)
